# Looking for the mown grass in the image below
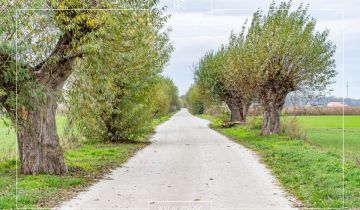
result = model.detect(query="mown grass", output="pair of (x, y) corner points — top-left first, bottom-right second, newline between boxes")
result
(200, 114), (360, 209)
(294, 116), (360, 163)
(0, 112), (176, 209)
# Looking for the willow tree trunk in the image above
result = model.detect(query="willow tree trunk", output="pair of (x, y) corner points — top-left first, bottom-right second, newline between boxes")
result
(17, 94), (67, 175)
(261, 103), (283, 135)
(228, 103), (241, 122)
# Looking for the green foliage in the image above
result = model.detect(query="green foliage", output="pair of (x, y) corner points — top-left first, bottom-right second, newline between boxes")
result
(248, 1), (337, 96)
(65, 3), (175, 142)
(194, 48), (232, 104)
(191, 0), (337, 133)
(152, 77), (179, 117)
(0, 6), (44, 119)
(186, 84), (206, 115)
(1, 0), (176, 175)
(0, 0), (111, 123)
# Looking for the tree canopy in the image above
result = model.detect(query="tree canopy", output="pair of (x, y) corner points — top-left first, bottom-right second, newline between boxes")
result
(0, 0), (177, 174)
(190, 0), (336, 134)
(65, 5), (175, 142)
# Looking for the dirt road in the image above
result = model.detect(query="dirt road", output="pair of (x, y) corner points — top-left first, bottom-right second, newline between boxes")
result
(58, 109), (294, 209)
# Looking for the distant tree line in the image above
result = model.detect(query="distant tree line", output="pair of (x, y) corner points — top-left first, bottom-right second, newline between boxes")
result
(187, 1), (337, 135)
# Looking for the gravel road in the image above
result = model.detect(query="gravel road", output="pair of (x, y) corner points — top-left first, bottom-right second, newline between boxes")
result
(57, 109), (295, 209)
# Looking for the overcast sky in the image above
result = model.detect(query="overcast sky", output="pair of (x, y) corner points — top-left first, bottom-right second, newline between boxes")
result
(159, 0), (360, 99)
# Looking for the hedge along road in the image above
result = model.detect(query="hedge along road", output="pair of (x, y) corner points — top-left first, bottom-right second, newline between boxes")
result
(57, 109), (295, 209)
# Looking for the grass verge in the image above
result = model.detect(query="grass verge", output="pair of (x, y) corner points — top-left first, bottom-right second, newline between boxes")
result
(199, 114), (360, 209)
(0, 112), (176, 209)
(152, 112), (176, 127)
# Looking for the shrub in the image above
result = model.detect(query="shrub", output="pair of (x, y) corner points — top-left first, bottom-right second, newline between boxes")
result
(247, 116), (263, 130)
(186, 85), (206, 115)
(280, 116), (308, 140)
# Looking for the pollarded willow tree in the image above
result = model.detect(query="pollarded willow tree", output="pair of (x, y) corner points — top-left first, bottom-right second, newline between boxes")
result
(249, 1), (336, 134)
(194, 27), (262, 123)
(65, 3), (174, 142)
(224, 28), (257, 123)
(192, 0), (336, 135)
(194, 48), (247, 123)
(0, 0), (110, 174)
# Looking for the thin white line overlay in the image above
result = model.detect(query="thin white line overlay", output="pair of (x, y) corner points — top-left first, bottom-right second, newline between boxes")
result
(11, 2), (347, 209)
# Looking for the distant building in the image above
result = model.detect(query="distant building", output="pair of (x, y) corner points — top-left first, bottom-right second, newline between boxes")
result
(327, 102), (348, 107)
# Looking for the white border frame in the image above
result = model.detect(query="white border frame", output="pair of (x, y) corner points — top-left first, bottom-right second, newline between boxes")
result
(10, 1), (347, 209)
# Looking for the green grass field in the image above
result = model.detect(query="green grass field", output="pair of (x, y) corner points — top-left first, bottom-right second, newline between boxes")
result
(287, 116), (360, 163)
(201, 114), (360, 208)
(0, 120), (16, 161)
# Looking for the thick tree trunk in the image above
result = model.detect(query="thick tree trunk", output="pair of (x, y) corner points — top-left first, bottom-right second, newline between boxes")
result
(17, 94), (67, 175)
(228, 103), (241, 122)
(226, 99), (250, 123)
(261, 103), (283, 135)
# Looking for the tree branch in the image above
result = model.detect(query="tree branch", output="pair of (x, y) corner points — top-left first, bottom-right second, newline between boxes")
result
(31, 32), (85, 89)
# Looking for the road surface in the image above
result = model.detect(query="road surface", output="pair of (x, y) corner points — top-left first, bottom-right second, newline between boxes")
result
(58, 109), (295, 209)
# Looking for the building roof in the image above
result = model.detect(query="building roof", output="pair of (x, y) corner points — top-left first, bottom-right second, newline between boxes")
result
(327, 102), (348, 107)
